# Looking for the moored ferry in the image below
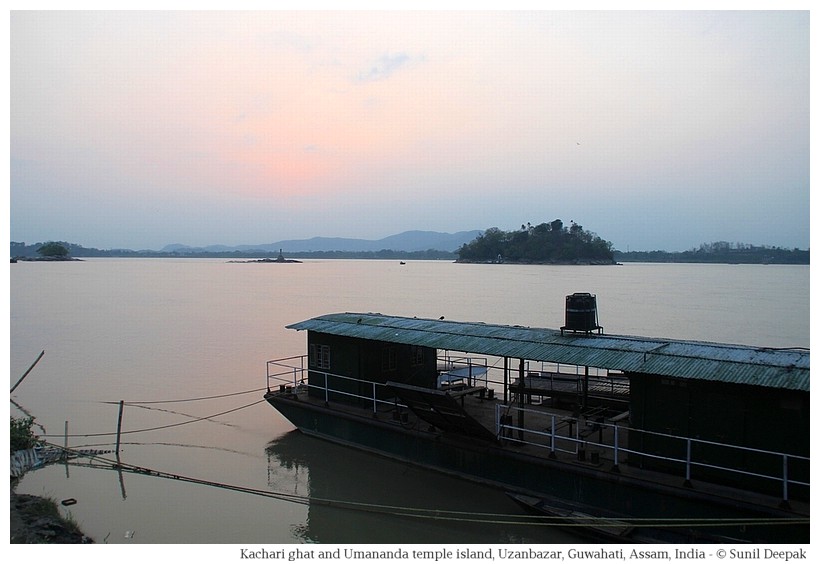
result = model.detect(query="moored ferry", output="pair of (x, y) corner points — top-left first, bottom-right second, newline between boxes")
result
(263, 295), (809, 543)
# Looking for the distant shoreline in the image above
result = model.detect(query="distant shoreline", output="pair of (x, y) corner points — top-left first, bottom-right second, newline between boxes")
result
(10, 244), (809, 265)
(10, 255), (810, 265)
(10, 237), (809, 265)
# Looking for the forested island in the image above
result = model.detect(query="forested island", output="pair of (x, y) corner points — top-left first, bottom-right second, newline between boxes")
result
(456, 220), (616, 264)
(614, 241), (809, 264)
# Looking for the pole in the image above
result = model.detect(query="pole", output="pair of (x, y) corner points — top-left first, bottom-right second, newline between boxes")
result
(115, 400), (125, 462)
(517, 359), (525, 441)
(63, 421), (70, 478)
(503, 357), (509, 403)
(10, 350), (45, 393)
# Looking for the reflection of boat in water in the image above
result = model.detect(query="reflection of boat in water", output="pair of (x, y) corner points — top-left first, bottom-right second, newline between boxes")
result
(265, 430), (580, 544)
(263, 299), (809, 543)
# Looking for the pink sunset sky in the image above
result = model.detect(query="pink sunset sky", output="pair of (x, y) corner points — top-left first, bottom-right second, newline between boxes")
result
(9, 9), (810, 251)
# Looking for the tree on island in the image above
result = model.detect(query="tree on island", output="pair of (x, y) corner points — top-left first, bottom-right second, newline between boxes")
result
(457, 220), (615, 264)
(36, 242), (70, 258)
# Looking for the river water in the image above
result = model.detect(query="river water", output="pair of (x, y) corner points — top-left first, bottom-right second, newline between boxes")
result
(9, 259), (809, 545)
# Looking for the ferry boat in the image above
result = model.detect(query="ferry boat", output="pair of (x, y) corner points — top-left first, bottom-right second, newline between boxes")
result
(263, 296), (809, 543)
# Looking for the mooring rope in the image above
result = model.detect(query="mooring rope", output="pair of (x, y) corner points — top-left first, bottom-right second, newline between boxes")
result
(99, 386), (269, 405)
(38, 398), (267, 439)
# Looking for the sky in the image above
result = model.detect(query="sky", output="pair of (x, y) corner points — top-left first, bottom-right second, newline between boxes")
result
(8, 9), (811, 252)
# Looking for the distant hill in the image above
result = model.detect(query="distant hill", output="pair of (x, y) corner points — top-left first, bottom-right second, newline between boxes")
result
(160, 230), (482, 254)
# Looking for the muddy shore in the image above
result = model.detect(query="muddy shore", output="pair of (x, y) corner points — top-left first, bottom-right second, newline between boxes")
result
(10, 488), (93, 543)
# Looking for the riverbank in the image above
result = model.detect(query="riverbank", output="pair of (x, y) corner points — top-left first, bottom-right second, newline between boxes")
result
(10, 488), (93, 543)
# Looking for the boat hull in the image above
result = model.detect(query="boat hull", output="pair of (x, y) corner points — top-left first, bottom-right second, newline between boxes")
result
(265, 392), (808, 543)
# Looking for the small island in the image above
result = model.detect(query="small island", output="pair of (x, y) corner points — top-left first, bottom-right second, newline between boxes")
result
(456, 220), (616, 265)
(11, 242), (81, 262)
(228, 249), (301, 264)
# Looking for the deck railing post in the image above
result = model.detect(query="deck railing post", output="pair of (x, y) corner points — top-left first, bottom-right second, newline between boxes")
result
(372, 382), (377, 415)
(324, 372), (329, 405)
(503, 357), (509, 404)
(612, 423), (620, 472)
(782, 454), (789, 504)
(549, 414), (556, 458)
(684, 438), (692, 487)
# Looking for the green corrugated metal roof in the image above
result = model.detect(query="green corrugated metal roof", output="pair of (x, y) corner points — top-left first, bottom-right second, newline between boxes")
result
(287, 312), (809, 392)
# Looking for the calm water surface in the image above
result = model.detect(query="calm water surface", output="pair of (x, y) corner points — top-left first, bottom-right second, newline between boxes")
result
(9, 259), (809, 544)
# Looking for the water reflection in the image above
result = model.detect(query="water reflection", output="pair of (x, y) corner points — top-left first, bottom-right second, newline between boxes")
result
(266, 431), (582, 544)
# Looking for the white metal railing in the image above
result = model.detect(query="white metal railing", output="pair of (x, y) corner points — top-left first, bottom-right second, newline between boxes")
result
(267, 355), (398, 414)
(516, 371), (630, 397)
(438, 354), (489, 388)
(495, 403), (809, 503)
(266, 354), (308, 389)
(537, 361), (628, 379)
(267, 355), (808, 503)
(268, 354), (492, 392)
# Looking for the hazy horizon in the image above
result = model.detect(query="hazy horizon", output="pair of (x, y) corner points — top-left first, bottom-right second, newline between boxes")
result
(10, 10), (810, 252)
(8, 226), (812, 254)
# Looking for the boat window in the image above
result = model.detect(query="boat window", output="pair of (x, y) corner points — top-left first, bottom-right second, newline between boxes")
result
(410, 346), (424, 366)
(382, 346), (397, 371)
(309, 343), (331, 370)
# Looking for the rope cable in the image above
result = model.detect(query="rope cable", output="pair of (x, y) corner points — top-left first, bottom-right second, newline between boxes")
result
(99, 386), (269, 406)
(39, 398), (267, 438)
(123, 403), (239, 427)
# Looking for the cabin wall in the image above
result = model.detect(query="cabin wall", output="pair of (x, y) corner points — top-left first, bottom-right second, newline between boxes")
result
(628, 373), (809, 499)
(305, 331), (437, 406)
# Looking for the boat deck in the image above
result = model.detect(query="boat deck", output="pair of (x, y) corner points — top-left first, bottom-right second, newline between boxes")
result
(280, 382), (808, 521)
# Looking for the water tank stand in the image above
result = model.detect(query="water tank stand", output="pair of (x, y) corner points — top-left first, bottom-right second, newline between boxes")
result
(560, 325), (603, 336)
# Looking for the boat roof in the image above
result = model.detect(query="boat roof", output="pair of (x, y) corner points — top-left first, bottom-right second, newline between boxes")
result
(287, 312), (809, 392)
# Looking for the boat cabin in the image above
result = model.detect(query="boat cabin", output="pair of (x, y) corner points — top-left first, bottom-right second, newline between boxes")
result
(305, 331), (438, 406)
(629, 368), (809, 497)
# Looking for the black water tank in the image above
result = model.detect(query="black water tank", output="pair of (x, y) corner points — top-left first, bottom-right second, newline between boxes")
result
(564, 293), (600, 332)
